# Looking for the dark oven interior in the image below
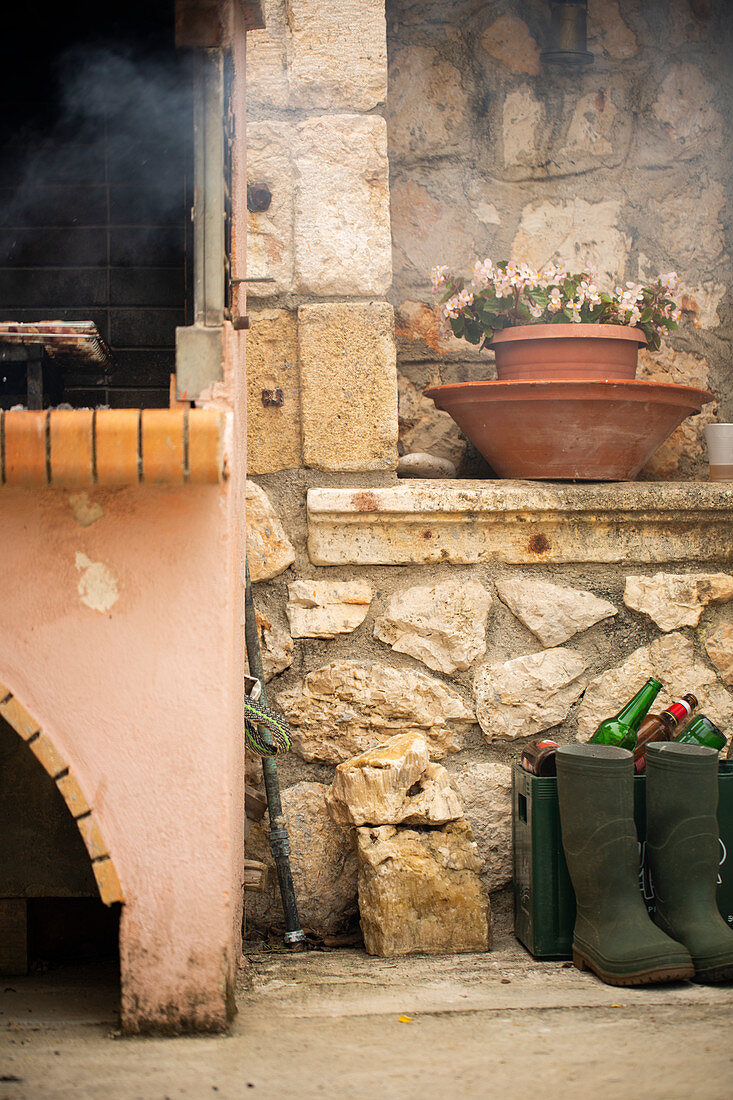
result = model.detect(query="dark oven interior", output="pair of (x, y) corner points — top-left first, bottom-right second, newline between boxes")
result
(0, 1), (192, 410)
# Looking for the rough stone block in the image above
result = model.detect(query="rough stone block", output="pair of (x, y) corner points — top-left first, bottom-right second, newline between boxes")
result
(326, 732), (463, 827)
(294, 116), (392, 296)
(624, 572), (733, 631)
(388, 47), (469, 158)
(374, 578), (492, 674)
(495, 577), (617, 647)
(474, 649), (588, 743)
(577, 633), (733, 743)
(451, 762), (513, 893)
(277, 660), (475, 765)
(246, 782), (358, 936)
(246, 0), (291, 109)
(287, 579), (372, 639)
(287, 0), (387, 110)
(481, 15), (541, 75)
(299, 302), (397, 471)
(706, 624), (733, 686)
(356, 820), (491, 957)
(511, 198), (630, 283)
(246, 481), (296, 582)
(246, 310), (301, 474)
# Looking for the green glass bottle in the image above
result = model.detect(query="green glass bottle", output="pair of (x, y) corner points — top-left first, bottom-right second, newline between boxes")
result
(674, 715), (726, 752)
(589, 677), (662, 751)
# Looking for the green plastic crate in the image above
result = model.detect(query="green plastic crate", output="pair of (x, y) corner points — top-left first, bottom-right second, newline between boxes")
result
(512, 760), (733, 959)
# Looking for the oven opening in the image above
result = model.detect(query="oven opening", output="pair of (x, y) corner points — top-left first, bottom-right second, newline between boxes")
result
(0, 1), (192, 410)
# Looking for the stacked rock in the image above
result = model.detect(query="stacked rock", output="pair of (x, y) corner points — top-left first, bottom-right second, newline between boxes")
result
(325, 731), (492, 957)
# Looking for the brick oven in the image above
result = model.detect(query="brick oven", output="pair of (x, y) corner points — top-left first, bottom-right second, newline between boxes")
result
(0, 0), (261, 1033)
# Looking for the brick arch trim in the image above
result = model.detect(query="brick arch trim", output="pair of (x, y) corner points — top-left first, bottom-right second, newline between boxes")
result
(0, 681), (124, 906)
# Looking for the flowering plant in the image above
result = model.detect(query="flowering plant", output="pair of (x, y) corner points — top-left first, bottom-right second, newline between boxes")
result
(430, 261), (682, 353)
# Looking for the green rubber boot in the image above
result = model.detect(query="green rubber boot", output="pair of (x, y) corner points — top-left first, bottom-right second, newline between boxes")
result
(556, 744), (694, 986)
(646, 742), (733, 982)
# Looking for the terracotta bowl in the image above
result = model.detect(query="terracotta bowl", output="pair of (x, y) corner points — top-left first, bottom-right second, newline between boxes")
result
(423, 379), (714, 481)
(489, 324), (647, 382)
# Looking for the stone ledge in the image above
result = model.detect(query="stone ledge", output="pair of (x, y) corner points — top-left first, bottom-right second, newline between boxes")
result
(307, 482), (733, 566)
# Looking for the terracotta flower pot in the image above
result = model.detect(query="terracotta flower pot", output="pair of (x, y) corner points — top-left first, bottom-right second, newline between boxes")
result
(423, 379), (714, 481)
(489, 324), (648, 382)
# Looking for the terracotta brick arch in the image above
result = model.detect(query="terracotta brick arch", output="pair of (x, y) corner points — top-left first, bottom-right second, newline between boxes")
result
(0, 681), (124, 906)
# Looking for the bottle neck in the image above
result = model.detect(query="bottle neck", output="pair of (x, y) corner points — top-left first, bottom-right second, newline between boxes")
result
(662, 698), (694, 725)
(616, 678), (662, 732)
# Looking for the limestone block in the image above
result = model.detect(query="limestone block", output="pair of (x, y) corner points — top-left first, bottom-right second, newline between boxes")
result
(653, 64), (723, 161)
(286, 579), (372, 639)
(246, 0), (290, 109)
(246, 481), (295, 582)
(326, 732), (463, 827)
(576, 633), (733, 743)
(255, 609), (293, 682)
(560, 90), (624, 163)
(623, 573), (733, 631)
(678, 284), (726, 330)
(395, 301), (487, 365)
(637, 345), (710, 390)
(299, 301), (398, 472)
(356, 821), (491, 957)
(474, 649), (588, 742)
(511, 198), (630, 284)
(503, 86), (543, 168)
(245, 310), (301, 474)
(640, 404), (719, 482)
(645, 181), (725, 267)
(706, 624), (733, 686)
(277, 660), (475, 764)
(481, 15), (541, 75)
(495, 577), (617, 647)
(451, 762), (513, 892)
(245, 122), (295, 295)
(374, 578), (492, 674)
(286, 0), (387, 111)
(294, 116), (391, 296)
(397, 374), (466, 468)
(388, 47), (469, 158)
(587, 0), (638, 59)
(246, 782), (358, 936)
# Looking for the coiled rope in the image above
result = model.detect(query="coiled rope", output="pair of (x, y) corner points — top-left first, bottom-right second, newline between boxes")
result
(244, 696), (292, 757)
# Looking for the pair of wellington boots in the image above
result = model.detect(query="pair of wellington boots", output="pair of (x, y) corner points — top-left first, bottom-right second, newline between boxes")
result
(556, 742), (733, 986)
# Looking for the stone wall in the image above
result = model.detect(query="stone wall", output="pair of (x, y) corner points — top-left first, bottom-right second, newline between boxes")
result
(243, 0), (733, 937)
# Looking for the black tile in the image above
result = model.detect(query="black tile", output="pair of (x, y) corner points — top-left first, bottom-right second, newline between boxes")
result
(0, 268), (107, 308)
(109, 227), (185, 266)
(109, 307), (184, 347)
(0, 185), (108, 227)
(0, 227), (108, 267)
(110, 267), (184, 307)
(107, 387), (170, 409)
(0, 142), (107, 187)
(106, 348), (175, 387)
(109, 184), (188, 228)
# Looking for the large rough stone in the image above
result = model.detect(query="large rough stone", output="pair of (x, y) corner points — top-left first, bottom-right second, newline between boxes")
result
(587, 0), (638, 59)
(277, 660), (475, 764)
(255, 609), (294, 682)
(637, 347), (716, 480)
(481, 15), (541, 75)
(356, 821), (491, 957)
(294, 116), (391, 296)
(246, 122), (295, 295)
(326, 732), (462, 827)
(451, 762), (513, 893)
(246, 0), (290, 110)
(503, 86), (543, 168)
(637, 345), (710, 390)
(246, 481), (295, 582)
(286, 0), (387, 111)
(560, 90), (626, 165)
(245, 310), (301, 474)
(576, 633), (733, 743)
(646, 181), (725, 267)
(495, 577), (617, 647)
(374, 578), (492, 674)
(624, 573), (733, 631)
(653, 64), (723, 161)
(246, 782), (358, 936)
(394, 301), (486, 364)
(397, 373), (466, 467)
(511, 198), (630, 284)
(287, 579), (372, 639)
(678, 283), (727, 330)
(706, 624), (733, 686)
(474, 649), (588, 742)
(388, 47), (470, 158)
(299, 301), (397, 472)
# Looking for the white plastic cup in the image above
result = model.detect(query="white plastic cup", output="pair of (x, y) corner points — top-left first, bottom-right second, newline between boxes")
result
(705, 424), (733, 482)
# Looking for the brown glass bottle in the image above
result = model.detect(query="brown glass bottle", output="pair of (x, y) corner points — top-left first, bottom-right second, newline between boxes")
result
(633, 694), (698, 773)
(521, 738), (560, 777)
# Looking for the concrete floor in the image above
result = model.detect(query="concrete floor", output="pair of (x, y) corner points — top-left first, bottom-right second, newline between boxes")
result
(1, 933), (733, 1100)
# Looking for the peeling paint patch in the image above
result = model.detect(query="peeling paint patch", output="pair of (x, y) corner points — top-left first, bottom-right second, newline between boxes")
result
(69, 492), (105, 527)
(75, 552), (119, 613)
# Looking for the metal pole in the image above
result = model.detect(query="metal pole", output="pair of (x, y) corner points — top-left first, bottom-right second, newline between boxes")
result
(244, 560), (306, 945)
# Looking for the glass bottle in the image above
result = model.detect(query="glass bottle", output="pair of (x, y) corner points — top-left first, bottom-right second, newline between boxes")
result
(521, 738), (560, 777)
(674, 715), (726, 753)
(633, 694), (698, 773)
(589, 677), (662, 751)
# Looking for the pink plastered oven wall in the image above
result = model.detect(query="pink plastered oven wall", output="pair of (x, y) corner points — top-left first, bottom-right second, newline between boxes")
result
(0, 458), (246, 1031)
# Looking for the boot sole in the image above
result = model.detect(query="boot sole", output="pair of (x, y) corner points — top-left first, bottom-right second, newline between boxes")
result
(692, 964), (733, 984)
(573, 949), (695, 986)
